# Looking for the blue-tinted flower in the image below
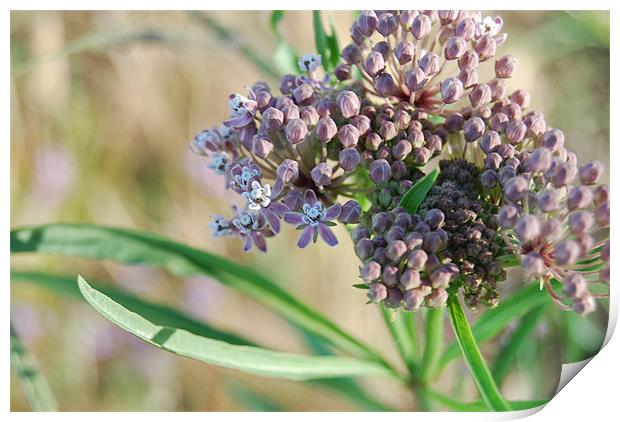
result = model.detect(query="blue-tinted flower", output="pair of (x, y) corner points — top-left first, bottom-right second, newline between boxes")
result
(283, 190), (341, 248)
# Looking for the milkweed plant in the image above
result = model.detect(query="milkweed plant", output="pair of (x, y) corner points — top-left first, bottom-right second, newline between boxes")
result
(11, 10), (610, 412)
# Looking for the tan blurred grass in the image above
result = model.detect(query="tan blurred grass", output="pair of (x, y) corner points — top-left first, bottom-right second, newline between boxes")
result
(10, 11), (609, 411)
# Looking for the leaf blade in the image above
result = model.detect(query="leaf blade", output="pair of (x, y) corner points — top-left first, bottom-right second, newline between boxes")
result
(77, 275), (395, 381)
(399, 168), (439, 213)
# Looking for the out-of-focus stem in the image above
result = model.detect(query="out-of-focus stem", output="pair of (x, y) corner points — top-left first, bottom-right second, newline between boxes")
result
(419, 308), (444, 383)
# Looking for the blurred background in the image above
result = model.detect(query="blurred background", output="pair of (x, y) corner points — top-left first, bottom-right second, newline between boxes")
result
(10, 11), (610, 411)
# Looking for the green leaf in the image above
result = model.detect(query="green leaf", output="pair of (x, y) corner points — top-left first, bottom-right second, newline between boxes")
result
(447, 295), (510, 411)
(438, 281), (553, 374)
(423, 389), (549, 412)
(11, 224), (381, 363)
(11, 271), (254, 346)
(226, 380), (283, 411)
(312, 11), (329, 71)
(492, 305), (548, 385)
(381, 307), (418, 374)
(269, 10), (300, 75)
(77, 275), (395, 381)
(326, 19), (341, 70)
(419, 308), (444, 383)
(10, 324), (58, 411)
(270, 11), (285, 37)
(399, 168), (439, 213)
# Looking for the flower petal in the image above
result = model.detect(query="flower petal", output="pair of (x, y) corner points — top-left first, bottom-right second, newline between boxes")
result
(283, 212), (305, 225)
(243, 235), (253, 252)
(251, 232), (267, 252)
(223, 113), (253, 129)
(297, 226), (315, 248)
(263, 209), (281, 234)
(268, 201), (289, 216)
(318, 224), (339, 247)
(324, 204), (342, 221)
(304, 189), (318, 206)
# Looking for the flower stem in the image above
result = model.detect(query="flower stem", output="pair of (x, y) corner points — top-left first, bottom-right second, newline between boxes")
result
(419, 308), (444, 383)
(447, 294), (511, 411)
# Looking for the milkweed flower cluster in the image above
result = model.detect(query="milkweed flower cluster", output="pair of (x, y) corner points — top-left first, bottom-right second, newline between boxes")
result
(190, 10), (609, 314)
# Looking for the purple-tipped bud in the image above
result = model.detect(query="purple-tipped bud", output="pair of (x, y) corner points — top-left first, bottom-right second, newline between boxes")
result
(479, 131), (500, 154)
(316, 117), (338, 143)
(579, 161), (604, 185)
(506, 120), (526, 145)
(375, 73), (397, 97)
(311, 162), (333, 186)
(445, 113), (464, 133)
(469, 83), (492, 107)
(285, 119), (308, 144)
(464, 117), (485, 142)
(411, 14), (431, 39)
(368, 283), (387, 303)
(337, 90), (360, 118)
(440, 77), (464, 104)
(596, 202), (610, 227)
(387, 240), (407, 262)
(423, 232), (443, 253)
(542, 218), (563, 241)
(363, 51), (385, 77)
(351, 226), (369, 243)
(386, 225), (405, 243)
(528, 147), (552, 173)
(384, 288), (403, 308)
(564, 272), (587, 298)
(567, 186), (593, 210)
(334, 149), (359, 175)
(510, 89), (531, 109)
(406, 249), (428, 270)
(395, 40), (415, 64)
(400, 269), (421, 290)
(365, 132), (383, 151)
(524, 112), (547, 137)
(262, 107), (284, 131)
(392, 139), (413, 161)
(425, 254), (441, 272)
(458, 50), (479, 72)
(338, 124), (360, 148)
(522, 252), (546, 279)
(334, 63), (352, 81)
(568, 211), (595, 235)
(413, 147), (432, 166)
(360, 260), (381, 282)
(299, 107), (318, 128)
(424, 209), (445, 230)
(514, 215), (541, 242)
(341, 43), (362, 65)
(419, 52), (440, 75)
(277, 159), (299, 184)
(445, 36), (467, 60)
(370, 159), (392, 184)
(542, 129), (565, 152)
(504, 176), (529, 202)
(552, 162), (577, 188)
(495, 55), (518, 78)
(430, 264), (459, 289)
(572, 295), (595, 315)
(355, 238), (374, 261)
(377, 13), (398, 36)
(357, 10), (378, 36)
(251, 135), (274, 158)
(403, 289), (425, 310)
(594, 185), (609, 205)
(394, 212), (412, 230)
(372, 41), (391, 60)
(475, 34), (497, 60)
(497, 204), (519, 228)
(371, 211), (391, 233)
(455, 18), (476, 40)
(481, 169), (497, 188)
(459, 68), (479, 88)
(405, 68), (427, 92)
(292, 83), (314, 106)
(555, 241), (581, 265)
(489, 114), (508, 135)
(498, 166), (517, 185)
(382, 266), (399, 287)
(538, 189), (560, 213)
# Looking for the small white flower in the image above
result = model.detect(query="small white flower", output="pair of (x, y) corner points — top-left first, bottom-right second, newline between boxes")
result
(244, 181), (272, 210)
(298, 53), (322, 73)
(219, 125), (235, 141)
(228, 94), (251, 116)
(232, 211), (259, 234)
(475, 16), (503, 37)
(208, 152), (230, 175)
(302, 202), (325, 226)
(209, 215), (232, 238)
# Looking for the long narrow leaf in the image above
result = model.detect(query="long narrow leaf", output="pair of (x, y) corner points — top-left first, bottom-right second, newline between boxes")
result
(424, 389), (549, 412)
(419, 308), (444, 383)
(10, 324), (58, 411)
(447, 295), (510, 411)
(11, 271), (254, 346)
(77, 275), (394, 381)
(492, 305), (548, 384)
(312, 11), (328, 69)
(381, 307), (417, 373)
(438, 282), (552, 373)
(399, 168), (439, 213)
(11, 224), (382, 363)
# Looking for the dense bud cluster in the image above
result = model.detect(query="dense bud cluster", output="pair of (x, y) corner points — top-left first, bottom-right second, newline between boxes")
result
(190, 10), (609, 315)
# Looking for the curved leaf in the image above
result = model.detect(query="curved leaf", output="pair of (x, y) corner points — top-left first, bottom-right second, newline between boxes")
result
(399, 168), (439, 213)
(11, 224), (382, 363)
(423, 389), (549, 412)
(77, 275), (395, 381)
(447, 295), (510, 411)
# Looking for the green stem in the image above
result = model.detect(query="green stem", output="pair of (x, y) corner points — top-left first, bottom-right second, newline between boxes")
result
(380, 306), (418, 374)
(447, 295), (511, 411)
(419, 308), (444, 383)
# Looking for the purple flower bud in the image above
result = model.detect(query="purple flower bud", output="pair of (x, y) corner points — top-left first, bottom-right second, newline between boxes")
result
(393, 111), (411, 131)
(377, 146), (392, 161)
(395, 40), (415, 64)
(405, 68), (427, 92)
(444, 113), (464, 133)
(387, 240), (407, 262)
(515, 214), (541, 242)
(489, 113), (508, 134)
(406, 249), (427, 270)
(285, 119), (308, 144)
(373, 247), (387, 264)
(357, 10), (378, 36)
(413, 147), (432, 166)
(426, 135), (443, 154)
(431, 264), (459, 288)
(579, 161), (604, 185)
(572, 295), (595, 315)
(403, 289), (425, 310)
(537, 189), (560, 212)
(542, 218), (563, 241)
(337, 90), (360, 118)
(310, 162), (333, 188)
(424, 209), (445, 230)
(552, 162), (577, 188)
(300, 106), (319, 127)
(365, 132), (383, 151)
(475, 34), (497, 60)
(355, 238), (374, 261)
(524, 112), (547, 137)
(497, 205), (519, 228)
(564, 272), (587, 298)
(510, 89), (531, 109)
(423, 232), (443, 253)
(596, 202), (610, 227)
(370, 159), (392, 184)
(506, 120), (526, 144)
(316, 117), (338, 143)
(455, 17), (476, 40)
(498, 166), (517, 185)
(277, 159), (299, 184)
(292, 83), (314, 106)
(411, 14), (431, 39)
(463, 117), (485, 142)
(338, 124), (360, 148)
(440, 77), (464, 104)
(567, 186), (593, 210)
(390, 139), (412, 161)
(384, 288), (403, 308)
(262, 107), (284, 131)
(419, 52), (440, 75)
(425, 254), (441, 272)
(594, 185), (609, 205)
(368, 283), (387, 303)
(383, 265), (399, 287)
(445, 36), (467, 60)
(334, 63), (352, 81)
(363, 51), (385, 77)
(400, 269), (421, 290)
(393, 213), (412, 231)
(522, 252), (546, 279)
(375, 73), (397, 97)
(360, 260), (381, 282)
(341, 43), (363, 65)
(377, 13), (398, 36)
(458, 51), (479, 73)
(372, 41), (391, 60)
(469, 83), (492, 107)
(481, 169), (497, 188)
(372, 211), (391, 233)
(351, 226), (369, 243)
(339, 147), (361, 171)
(542, 129), (565, 152)
(555, 241), (581, 265)
(479, 131), (500, 154)
(405, 232), (424, 251)
(495, 55), (518, 78)
(528, 147), (552, 173)
(251, 135), (274, 158)
(386, 225), (405, 243)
